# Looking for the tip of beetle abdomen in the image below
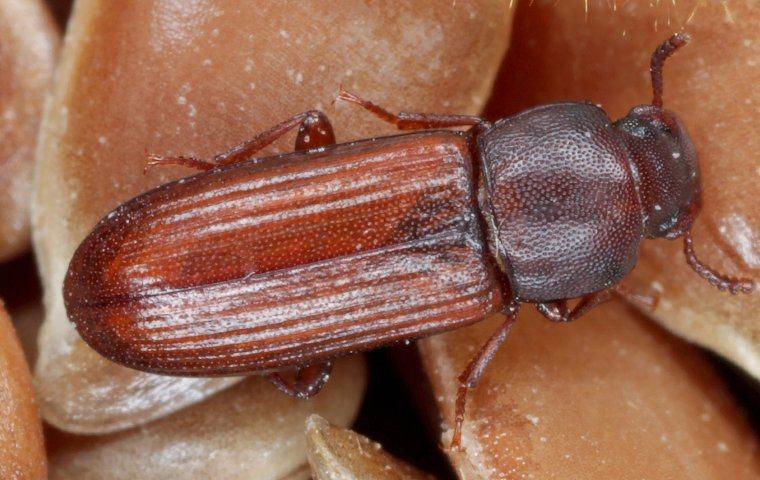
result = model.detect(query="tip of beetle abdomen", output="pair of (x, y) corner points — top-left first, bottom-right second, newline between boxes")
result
(63, 276), (289, 377)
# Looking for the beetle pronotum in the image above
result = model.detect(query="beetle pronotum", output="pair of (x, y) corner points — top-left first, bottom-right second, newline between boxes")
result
(64, 34), (753, 449)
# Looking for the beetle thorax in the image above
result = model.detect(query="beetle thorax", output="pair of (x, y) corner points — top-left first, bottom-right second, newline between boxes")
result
(475, 103), (644, 302)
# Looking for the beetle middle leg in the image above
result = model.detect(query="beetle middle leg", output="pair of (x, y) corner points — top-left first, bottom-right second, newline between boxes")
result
(535, 291), (613, 323)
(267, 361), (333, 399)
(338, 88), (488, 130)
(535, 284), (660, 323)
(451, 301), (520, 451)
(146, 110), (335, 171)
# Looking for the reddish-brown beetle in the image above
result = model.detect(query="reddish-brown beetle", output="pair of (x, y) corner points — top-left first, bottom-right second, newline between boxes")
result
(64, 34), (752, 449)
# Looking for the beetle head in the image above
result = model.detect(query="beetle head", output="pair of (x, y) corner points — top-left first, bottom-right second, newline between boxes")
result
(613, 33), (752, 294)
(614, 105), (700, 239)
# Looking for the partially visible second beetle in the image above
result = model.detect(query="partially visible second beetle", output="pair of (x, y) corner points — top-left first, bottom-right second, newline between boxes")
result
(64, 34), (753, 449)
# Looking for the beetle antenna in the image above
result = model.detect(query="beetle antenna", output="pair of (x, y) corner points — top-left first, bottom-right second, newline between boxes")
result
(683, 231), (754, 294)
(651, 32), (691, 107)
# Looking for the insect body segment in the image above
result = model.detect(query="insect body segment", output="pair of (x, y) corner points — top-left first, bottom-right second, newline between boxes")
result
(63, 33), (753, 451)
(65, 131), (501, 376)
(477, 102), (643, 301)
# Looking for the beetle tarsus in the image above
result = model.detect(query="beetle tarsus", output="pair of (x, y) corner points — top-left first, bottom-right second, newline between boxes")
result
(144, 154), (214, 173)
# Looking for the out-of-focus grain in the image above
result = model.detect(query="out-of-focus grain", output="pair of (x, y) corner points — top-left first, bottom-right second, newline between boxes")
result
(0, 304), (46, 479)
(0, 0), (58, 262)
(49, 357), (365, 480)
(306, 414), (436, 480)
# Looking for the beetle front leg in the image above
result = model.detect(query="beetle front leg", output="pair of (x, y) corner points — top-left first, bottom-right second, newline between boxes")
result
(338, 88), (488, 130)
(451, 301), (520, 451)
(267, 361), (333, 399)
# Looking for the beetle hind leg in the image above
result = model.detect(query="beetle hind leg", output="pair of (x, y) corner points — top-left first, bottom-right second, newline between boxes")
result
(451, 302), (520, 451)
(144, 154), (215, 173)
(213, 109), (335, 165)
(267, 361), (333, 399)
(145, 110), (336, 173)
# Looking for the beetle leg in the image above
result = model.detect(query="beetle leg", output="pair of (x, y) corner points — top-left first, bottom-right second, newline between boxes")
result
(338, 88), (486, 130)
(145, 110), (336, 173)
(145, 154), (215, 172)
(451, 301), (520, 451)
(537, 282), (664, 323)
(535, 299), (571, 322)
(267, 361), (333, 399)
(535, 290), (613, 323)
(215, 110), (335, 165)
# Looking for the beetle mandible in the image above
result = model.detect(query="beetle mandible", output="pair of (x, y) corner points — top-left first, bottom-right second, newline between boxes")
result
(64, 33), (753, 450)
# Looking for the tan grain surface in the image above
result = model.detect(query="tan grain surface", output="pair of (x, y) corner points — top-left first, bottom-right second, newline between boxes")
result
(48, 357), (365, 480)
(0, 0), (58, 262)
(306, 415), (435, 480)
(420, 304), (760, 479)
(0, 304), (46, 479)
